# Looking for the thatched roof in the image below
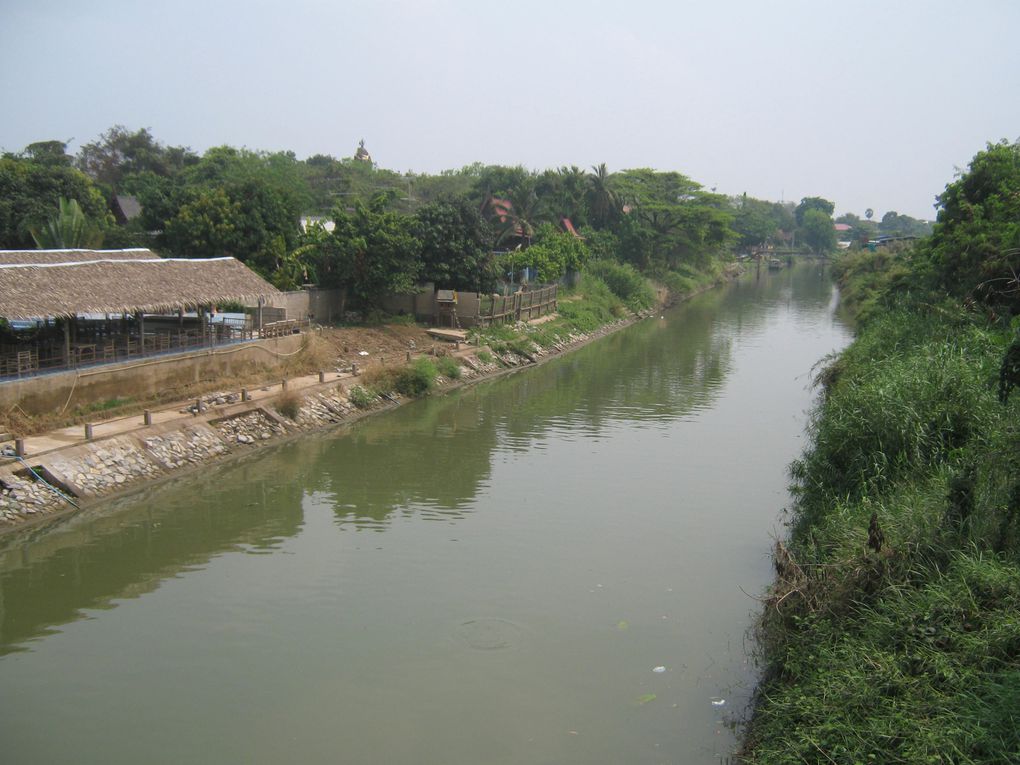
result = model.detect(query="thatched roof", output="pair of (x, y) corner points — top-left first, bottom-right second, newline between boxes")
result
(0, 256), (281, 320)
(0, 248), (160, 265)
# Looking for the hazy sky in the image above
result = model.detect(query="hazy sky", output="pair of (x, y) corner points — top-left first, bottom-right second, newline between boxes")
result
(3, 0), (1018, 220)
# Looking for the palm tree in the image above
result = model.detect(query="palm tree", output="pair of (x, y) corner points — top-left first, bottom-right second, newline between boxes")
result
(586, 163), (619, 230)
(30, 197), (104, 249)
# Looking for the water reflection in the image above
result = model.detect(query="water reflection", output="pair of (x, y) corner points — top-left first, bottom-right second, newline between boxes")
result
(0, 453), (305, 653)
(0, 263), (837, 654)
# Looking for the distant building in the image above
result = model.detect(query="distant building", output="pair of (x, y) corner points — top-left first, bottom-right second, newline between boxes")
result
(300, 216), (336, 233)
(112, 194), (143, 225)
(353, 139), (372, 163)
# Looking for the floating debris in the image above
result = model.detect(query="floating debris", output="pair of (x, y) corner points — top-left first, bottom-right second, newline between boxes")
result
(710, 697), (726, 706)
(652, 666), (666, 674)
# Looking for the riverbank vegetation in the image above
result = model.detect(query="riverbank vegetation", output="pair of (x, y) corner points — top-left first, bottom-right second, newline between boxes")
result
(3, 126), (881, 309)
(742, 139), (1020, 763)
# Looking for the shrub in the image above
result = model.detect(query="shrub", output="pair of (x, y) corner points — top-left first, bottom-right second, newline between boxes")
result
(394, 358), (437, 397)
(436, 355), (461, 379)
(585, 260), (654, 310)
(275, 390), (303, 420)
(347, 385), (374, 409)
(476, 350), (493, 364)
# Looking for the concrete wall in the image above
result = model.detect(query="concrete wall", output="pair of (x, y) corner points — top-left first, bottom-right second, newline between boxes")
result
(262, 287), (345, 324)
(0, 334), (305, 416)
(269, 291), (310, 320)
(379, 285), (488, 327)
(307, 287), (345, 323)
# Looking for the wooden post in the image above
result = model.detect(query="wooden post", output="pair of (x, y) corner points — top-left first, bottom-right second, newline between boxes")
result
(352, 363), (358, 376)
(406, 351), (411, 362)
(84, 424), (94, 441)
(318, 371), (325, 383)
(282, 378), (288, 390)
(241, 388), (249, 402)
(138, 312), (146, 356)
(63, 319), (72, 369)
(15, 438), (25, 457)
(143, 410), (152, 426)
(194, 399), (201, 416)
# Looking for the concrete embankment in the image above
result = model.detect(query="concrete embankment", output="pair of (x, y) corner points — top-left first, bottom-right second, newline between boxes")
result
(0, 316), (636, 533)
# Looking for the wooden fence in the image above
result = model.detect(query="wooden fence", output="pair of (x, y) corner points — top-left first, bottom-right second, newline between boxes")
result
(476, 286), (558, 327)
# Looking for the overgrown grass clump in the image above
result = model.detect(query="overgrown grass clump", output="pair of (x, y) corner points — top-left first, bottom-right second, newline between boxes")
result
(74, 396), (134, 417)
(744, 300), (1020, 763)
(346, 385), (375, 409)
(275, 390), (303, 420)
(655, 260), (725, 299)
(747, 552), (1020, 763)
(436, 355), (461, 380)
(556, 274), (628, 332)
(359, 358), (439, 398)
(395, 358), (438, 397)
(584, 260), (655, 311)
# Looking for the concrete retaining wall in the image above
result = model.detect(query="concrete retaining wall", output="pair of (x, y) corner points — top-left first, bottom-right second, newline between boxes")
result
(264, 287), (345, 324)
(269, 291), (311, 320)
(0, 335), (305, 415)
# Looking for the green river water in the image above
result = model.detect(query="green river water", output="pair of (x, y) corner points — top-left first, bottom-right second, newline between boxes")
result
(0, 264), (850, 764)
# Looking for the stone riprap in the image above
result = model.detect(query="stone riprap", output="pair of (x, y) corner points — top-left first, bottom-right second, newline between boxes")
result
(217, 411), (290, 444)
(0, 321), (641, 531)
(0, 472), (66, 521)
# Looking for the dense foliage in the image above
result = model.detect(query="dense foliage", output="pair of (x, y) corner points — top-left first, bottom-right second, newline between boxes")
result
(743, 139), (1020, 764)
(2, 125), (873, 308)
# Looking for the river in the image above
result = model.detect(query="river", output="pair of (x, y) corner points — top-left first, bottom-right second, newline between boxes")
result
(0, 263), (849, 764)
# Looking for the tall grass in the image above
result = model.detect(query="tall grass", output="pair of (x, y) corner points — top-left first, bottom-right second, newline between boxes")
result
(744, 304), (1020, 764)
(584, 260), (654, 311)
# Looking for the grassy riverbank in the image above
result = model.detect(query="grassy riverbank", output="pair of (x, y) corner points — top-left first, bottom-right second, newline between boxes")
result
(741, 263), (1020, 759)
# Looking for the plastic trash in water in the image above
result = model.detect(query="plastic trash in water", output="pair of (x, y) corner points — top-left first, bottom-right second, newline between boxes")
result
(652, 666), (666, 674)
(710, 697), (726, 706)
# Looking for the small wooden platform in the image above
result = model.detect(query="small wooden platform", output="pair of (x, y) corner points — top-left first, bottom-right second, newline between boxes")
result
(426, 328), (468, 342)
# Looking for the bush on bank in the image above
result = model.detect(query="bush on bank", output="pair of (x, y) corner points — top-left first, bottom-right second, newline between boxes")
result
(742, 294), (1020, 762)
(744, 299), (1020, 763)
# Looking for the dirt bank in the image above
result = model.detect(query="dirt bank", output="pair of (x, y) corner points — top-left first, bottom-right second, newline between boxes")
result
(0, 313), (641, 536)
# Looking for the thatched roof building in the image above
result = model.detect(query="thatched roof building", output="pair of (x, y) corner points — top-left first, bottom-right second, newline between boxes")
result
(0, 248), (161, 266)
(0, 253), (281, 320)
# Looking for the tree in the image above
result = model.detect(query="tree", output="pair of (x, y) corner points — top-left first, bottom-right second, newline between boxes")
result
(801, 208), (837, 254)
(487, 176), (541, 249)
(414, 197), (495, 292)
(923, 139), (1020, 310)
(877, 211), (932, 238)
(77, 125), (197, 188)
(611, 169), (734, 270)
(22, 140), (73, 166)
(536, 166), (588, 228)
(29, 197), (104, 248)
(794, 197), (835, 226)
(161, 187), (242, 260)
(0, 155), (110, 248)
(585, 163), (619, 230)
(316, 193), (420, 307)
(733, 194), (791, 250)
(160, 179), (299, 276)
